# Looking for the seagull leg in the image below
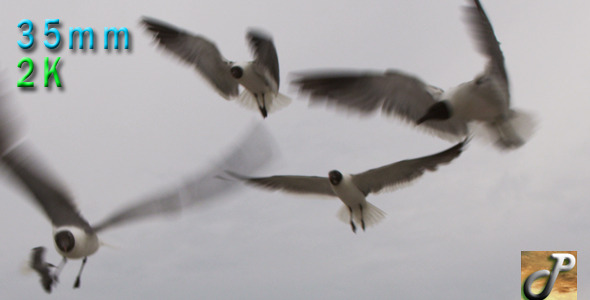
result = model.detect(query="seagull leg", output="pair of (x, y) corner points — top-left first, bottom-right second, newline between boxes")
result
(261, 94), (267, 118)
(73, 257), (88, 289)
(348, 206), (356, 233)
(359, 204), (366, 231)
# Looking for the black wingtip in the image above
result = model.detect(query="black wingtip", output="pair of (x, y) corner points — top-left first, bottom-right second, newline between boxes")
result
(246, 28), (273, 42)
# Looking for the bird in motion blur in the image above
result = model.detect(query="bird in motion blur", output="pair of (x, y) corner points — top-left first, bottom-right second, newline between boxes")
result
(142, 16), (291, 118)
(0, 88), (277, 292)
(293, 0), (535, 150)
(227, 139), (467, 233)
(29, 247), (56, 293)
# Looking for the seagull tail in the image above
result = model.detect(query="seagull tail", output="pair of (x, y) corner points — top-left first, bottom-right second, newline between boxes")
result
(236, 90), (292, 116)
(266, 92), (292, 114)
(477, 109), (537, 150)
(336, 202), (386, 228)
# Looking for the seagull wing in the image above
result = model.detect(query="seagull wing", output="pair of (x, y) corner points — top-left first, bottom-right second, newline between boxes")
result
(293, 70), (468, 141)
(351, 139), (467, 196)
(92, 123), (277, 232)
(1, 143), (92, 231)
(142, 16), (239, 99)
(227, 172), (336, 197)
(247, 29), (280, 90)
(463, 0), (509, 92)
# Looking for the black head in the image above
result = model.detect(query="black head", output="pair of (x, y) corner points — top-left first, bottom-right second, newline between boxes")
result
(230, 66), (243, 79)
(54, 230), (75, 253)
(328, 170), (343, 186)
(417, 101), (451, 124)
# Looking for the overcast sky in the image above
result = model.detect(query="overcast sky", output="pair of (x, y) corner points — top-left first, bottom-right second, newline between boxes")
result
(0, 0), (588, 299)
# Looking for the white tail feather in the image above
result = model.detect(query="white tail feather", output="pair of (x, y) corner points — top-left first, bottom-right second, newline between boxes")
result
(473, 109), (537, 150)
(336, 202), (386, 229)
(267, 93), (292, 113)
(235, 90), (292, 114)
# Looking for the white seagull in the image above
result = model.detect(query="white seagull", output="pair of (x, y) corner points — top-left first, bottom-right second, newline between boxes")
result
(292, 0), (535, 150)
(228, 139), (467, 233)
(142, 16), (291, 118)
(0, 88), (277, 291)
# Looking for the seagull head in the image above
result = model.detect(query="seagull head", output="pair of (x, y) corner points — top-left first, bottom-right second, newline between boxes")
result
(230, 66), (244, 79)
(328, 170), (343, 186)
(417, 101), (451, 124)
(54, 230), (75, 253)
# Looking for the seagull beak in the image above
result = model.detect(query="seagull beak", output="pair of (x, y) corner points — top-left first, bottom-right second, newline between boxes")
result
(416, 115), (428, 125)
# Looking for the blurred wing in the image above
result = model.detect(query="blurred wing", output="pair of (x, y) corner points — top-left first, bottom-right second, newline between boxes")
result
(227, 172), (336, 197)
(142, 16), (239, 98)
(92, 123), (278, 232)
(1, 143), (92, 231)
(351, 139), (467, 195)
(247, 29), (280, 89)
(463, 0), (509, 90)
(293, 70), (468, 140)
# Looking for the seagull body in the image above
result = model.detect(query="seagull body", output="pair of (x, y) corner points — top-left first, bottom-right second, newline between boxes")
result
(229, 140), (467, 232)
(0, 88), (276, 292)
(53, 226), (99, 259)
(142, 17), (291, 118)
(434, 77), (508, 123)
(293, 0), (534, 149)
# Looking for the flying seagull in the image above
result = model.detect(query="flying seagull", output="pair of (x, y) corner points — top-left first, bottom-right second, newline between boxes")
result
(29, 247), (57, 293)
(0, 88), (277, 291)
(227, 139), (467, 233)
(292, 0), (535, 150)
(142, 16), (291, 118)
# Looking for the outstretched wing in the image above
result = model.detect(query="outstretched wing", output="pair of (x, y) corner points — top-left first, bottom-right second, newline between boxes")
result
(351, 139), (467, 196)
(247, 29), (280, 90)
(92, 123), (277, 232)
(142, 16), (239, 99)
(293, 70), (468, 140)
(227, 171), (336, 197)
(463, 0), (509, 92)
(0, 80), (91, 232)
(1, 143), (93, 231)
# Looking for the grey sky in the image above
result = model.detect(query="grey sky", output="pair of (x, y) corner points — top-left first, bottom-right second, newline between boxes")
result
(0, 0), (588, 299)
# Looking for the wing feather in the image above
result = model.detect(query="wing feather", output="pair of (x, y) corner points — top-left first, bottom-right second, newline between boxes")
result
(351, 139), (467, 196)
(227, 171), (336, 197)
(463, 0), (509, 89)
(293, 70), (468, 140)
(142, 16), (239, 98)
(1, 143), (92, 231)
(92, 124), (277, 232)
(247, 29), (280, 89)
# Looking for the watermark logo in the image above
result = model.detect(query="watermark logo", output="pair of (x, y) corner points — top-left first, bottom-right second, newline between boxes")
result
(521, 251), (577, 300)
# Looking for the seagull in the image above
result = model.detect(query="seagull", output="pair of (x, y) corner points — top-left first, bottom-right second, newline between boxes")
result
(0, 87), (277, 291)
(29, 247), (57, 293)
(227, 139), (467, 233)
(142, 16), (291, 118)
(292, 0), (535, 150)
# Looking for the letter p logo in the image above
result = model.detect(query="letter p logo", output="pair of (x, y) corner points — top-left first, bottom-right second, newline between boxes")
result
(522, 253), (576, 300)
